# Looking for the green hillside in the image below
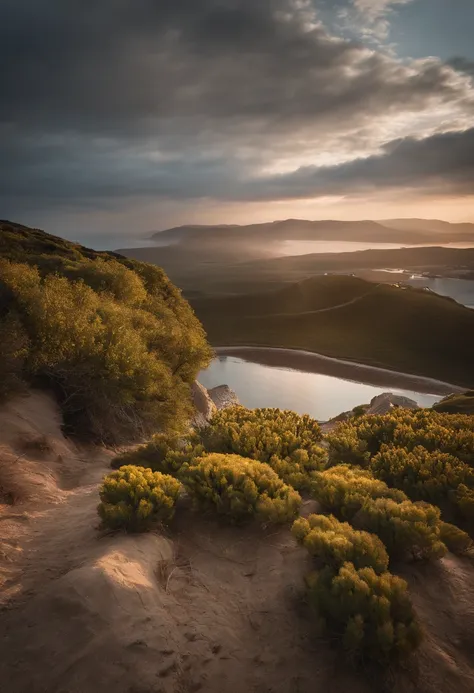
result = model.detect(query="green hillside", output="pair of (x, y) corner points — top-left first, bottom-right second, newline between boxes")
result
(192, 276), (474, 386)
(120, 243), (474, 297)
(434, 391), (474, 414)
(0, 221), (212, 442)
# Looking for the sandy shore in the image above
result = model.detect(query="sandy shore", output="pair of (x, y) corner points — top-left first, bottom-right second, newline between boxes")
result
(215, 346), (464, 396)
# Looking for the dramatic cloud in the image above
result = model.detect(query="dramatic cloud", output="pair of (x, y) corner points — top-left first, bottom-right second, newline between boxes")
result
(251, 127), (474, 199)
(0, 0), (473, 228)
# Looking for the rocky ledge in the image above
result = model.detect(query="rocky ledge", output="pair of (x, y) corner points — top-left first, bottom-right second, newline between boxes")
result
(191, 382), (239, 426)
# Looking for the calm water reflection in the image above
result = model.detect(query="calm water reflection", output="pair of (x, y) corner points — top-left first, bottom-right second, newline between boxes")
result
(402, 276), (474, 308)
(199, 356), (442, 421)
(278, 240), (474, 256)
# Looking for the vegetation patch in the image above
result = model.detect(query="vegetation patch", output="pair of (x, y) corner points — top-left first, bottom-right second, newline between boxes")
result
(370, 444), (474, 508)
(311, 465), (407, 521)
(312, 465), (447, 561)
(196, 406), (326, 490)
(98, 465), (181, 532)
(292, 514), (389, 574)
(113, 406), (327, 490)
(180, 453), (301, 524)
(439, 521), (473, 555)
(0, 223), (212, 443)
(327, 409), (474, 468)
(307, 562), (422, 664)
(111, 433), (205, 476)
(433, 391), (474, 415)
(353, 498), (446, 562)
(455, 485), (474, 522)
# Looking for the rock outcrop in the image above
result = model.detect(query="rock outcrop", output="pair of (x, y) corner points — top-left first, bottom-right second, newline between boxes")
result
(322, 391), (419, 432)
(191, 381), (217, 427)
(365, 392), (419, 415)
(208, 385), (239, 410)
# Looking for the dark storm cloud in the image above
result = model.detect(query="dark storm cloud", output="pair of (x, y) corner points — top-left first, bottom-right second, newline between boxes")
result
(0, 0), (473, 214)
(2, 127), (472, 209)
(252, 127), (474, 199)
(1, 0), (469, 131)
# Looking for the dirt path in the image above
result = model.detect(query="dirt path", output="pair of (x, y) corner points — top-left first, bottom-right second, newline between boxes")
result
(266, 285), (382, 318)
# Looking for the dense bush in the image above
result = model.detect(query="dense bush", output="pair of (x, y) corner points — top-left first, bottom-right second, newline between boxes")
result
(454, 484), (474, 522)
(292, 514), (389, 573)
(311, 465), (407, 521)
(327, 409), (474, 468)
(312, 465), (446, 561)
(98, 465), (181, 532)
(433, 391), (474, 416)
(307, 562), (422, 664)
(326, 426), (371, 467)
(195, 407), (326, 490)
(0, 308), (29, 399)
(111, 433), (205, 476)
(439, 521), (473, 555)
(0, 237), (212, 442)
(370, 445), (474, 505)
(353, 498), (446, 561)
(180, 453), (301, 524)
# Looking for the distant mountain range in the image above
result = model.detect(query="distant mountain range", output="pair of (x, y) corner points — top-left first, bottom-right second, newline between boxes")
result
(150, 218), (474, 245)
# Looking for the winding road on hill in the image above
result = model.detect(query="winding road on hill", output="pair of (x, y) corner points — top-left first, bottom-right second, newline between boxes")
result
(256, 284), (383, 318)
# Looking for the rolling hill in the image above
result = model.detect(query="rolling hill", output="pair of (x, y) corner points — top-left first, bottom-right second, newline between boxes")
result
(192, 275), (474, 387)
(151, 218), (474, 245)
(118, 244), (474, 297)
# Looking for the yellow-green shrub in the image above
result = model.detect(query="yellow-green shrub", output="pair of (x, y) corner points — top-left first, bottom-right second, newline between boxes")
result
(196, 406), (326, 489)
(353, 498), (446, 561)
(111, 433), (204, 477)
(292, 514), (389, 574)
(439, 521), (473, 555)
(370, 445), (474, 505)
(453, 484), (474, 522)
(327, 410), (474, 468)
(311, 465), (407, 520)
(0, 249), (212, 442)
(180, 453), (301, 524)
(0, 308), (29, 398)
(308, 562), (422, 664)
(98, 465), (181, 532)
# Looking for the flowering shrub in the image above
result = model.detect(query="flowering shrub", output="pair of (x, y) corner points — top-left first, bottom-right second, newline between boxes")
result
(327, 409), (474, 468)
(180, 453), (301, 524)
(311, 465), (407, 521)
(98, 465), (181, 532)
(111, 433), (205, 477)
(370, 444), (474, 505)
(292, 514), (389, 574)
(308, 562), (422, 664)
(196, 406), (326, 489)
(455, 484), (474, 521)
(439, 521), (472, 555)
(353, 498), (446, 561)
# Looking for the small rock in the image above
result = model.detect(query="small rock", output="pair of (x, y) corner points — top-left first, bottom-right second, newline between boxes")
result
(208, 385), (239, 410)
(365, 392), (419, 415)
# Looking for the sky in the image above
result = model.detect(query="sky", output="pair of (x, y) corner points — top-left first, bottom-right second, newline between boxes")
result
(1, 0), (473, 243)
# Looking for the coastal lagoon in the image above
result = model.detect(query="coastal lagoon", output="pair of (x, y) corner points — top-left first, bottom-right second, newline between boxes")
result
(199, 353), (445, 421)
